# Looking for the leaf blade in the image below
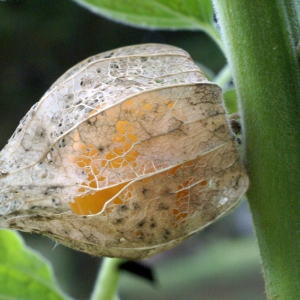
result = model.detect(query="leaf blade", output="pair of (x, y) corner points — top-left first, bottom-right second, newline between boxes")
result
(73, 0), (214, 30)
(0, 230), (69, 300)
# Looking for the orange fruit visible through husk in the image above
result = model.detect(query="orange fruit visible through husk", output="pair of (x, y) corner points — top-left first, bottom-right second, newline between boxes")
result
(0, 44), (248, 259)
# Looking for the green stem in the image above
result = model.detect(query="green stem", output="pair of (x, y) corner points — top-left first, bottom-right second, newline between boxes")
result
(282, 0), (300, 47)
(212, 1), (300, 299)
(90, 258), (125, 300)
(213, 64), (231, 89)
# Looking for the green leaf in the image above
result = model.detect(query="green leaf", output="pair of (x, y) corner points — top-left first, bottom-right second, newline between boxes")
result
(0, 230), (69, 300)
(73, 0), (214, 30)
(73, 0), (225, 53)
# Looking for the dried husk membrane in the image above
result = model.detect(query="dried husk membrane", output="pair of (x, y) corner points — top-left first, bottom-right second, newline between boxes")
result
(0, 44), (248, 259)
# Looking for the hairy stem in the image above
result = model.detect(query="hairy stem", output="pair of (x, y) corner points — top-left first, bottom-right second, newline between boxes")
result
(91, 258), (124, 300)
(213, 0), (300, 298)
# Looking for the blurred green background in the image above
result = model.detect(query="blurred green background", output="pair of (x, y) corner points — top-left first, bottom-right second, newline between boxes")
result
(0, 1), (265, 299)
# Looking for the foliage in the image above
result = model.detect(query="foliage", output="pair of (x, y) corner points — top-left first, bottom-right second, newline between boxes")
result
(0, 230), (68, 300)
(74, 0), (214, 30)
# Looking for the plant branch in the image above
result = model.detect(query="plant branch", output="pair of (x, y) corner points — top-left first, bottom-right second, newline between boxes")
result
(91, 258), (125, 300)
(214, 64), (231, 89)
(212, 0), (300, 299)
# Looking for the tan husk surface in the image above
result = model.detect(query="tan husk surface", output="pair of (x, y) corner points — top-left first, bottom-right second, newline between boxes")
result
(0, 44), (248, 259)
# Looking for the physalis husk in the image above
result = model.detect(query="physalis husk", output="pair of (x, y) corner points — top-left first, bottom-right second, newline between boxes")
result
(0, 44), (248, 259)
